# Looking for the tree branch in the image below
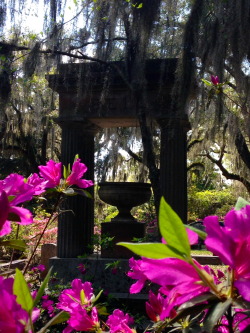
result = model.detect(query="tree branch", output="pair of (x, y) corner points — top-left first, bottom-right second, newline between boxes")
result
(187, 138), (203, 151)
(235, 129), (250, 170)
(206, 152), (250, 193)
(124, 148), (143, 163)
(187, 162), (205, 172)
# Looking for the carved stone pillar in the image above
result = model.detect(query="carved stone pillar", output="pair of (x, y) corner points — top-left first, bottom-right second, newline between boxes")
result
(57, 119), (99, 258)
(158, 117), (190, 223)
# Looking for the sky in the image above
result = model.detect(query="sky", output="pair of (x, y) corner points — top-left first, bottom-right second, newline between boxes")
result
(6, 0), (79, 35)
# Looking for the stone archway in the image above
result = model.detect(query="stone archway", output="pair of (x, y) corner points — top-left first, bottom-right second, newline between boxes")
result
(47, 58), (190, 258)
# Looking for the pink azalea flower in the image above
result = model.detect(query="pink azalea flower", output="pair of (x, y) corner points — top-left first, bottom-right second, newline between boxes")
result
(128, 257), (211, 318)
(0, 174), (34, 236)
(211, 75), (220, 85)
(31, 264), (46, 272)
(38, 160), (62, 188)
(107, 309), (134, 333)
(0, 190), (9, 231)
(41, 296), (55, 317)
(37, 264), (46, 271)
(146, 291), (167, 322)
(218, 309), (250, 332)
(66, 306), (100, 333)
(127, 257), (148, 294)
(57, 279), (94, 313)
(0, 173), (35, 204)
(162, 228), (198, 246)
(204, 205), (250, 301)
(66, 158), (93, 188)
(27, 173), (48, 195)
(186, 228), (199, 245)
(0, 196), (33, 236)
(0, 276), (29, 333)
(77, 263), (87, 274)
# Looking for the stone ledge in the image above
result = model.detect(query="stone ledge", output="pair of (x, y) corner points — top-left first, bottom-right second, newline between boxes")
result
(192, 255), (222, 265)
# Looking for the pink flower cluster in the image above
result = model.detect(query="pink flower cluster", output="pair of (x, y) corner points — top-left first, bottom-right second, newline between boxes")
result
(41, 295), (55, 317)
(125, 204), (250, 330)
(38, 159), (93, 189)
(128, 257), (213, 320)
(57, 279), (134, 333)
(0, 276), (39, 332)
(24, 218), (57, 247)
(0, 174), (38, 236)
(0, 158), (93, 237)
(204, 205), (250, 302)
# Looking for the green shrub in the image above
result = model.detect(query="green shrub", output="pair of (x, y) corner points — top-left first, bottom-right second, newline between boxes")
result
(188, 187), (236, 220)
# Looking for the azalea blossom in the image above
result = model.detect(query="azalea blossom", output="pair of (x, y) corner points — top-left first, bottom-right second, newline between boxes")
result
(128, 257), (212, 318)
(162, 228), (198, 246)
(204, 205), (250, 301)
(27, 173), (48, 195)
(0, 173), (35, 203)
(0, 276), (35, 333)
(186, 228), (199, 245)
(217, 309), (250, 332)
(0, 190), (9, 233)
(0, 174), (34, 236)
(77, 263), (87, 274)
(127, 257), (148, 294)
(65, 306), (100, 333)
(31, 264), (46, 273)
(66, 158), (93, 188)
(211, 75), (220, 85)
(107, 309), (134, 333)
(38, 160), (62, 188)
(38, 158), (93, 190)
(146, 291), (168, 322)
(41, 295), (55, 317)
(57, 279), (94, 313)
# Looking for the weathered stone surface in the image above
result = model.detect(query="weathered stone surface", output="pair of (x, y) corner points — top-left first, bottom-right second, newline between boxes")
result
(40, 243), (57, 279)
(49, 255), (222, 293)
(47, 58), (190, 258)
(47, 59), (178, 128)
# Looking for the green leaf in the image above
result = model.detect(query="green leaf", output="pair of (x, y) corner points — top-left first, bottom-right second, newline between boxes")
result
(178, 293), (216, 310)
(63, 165), (67, 179)
(92, 289), (103, 304)
(96, 305), (109, 315)
(202, 79), (212, 86)
(63, 163), (71, 179)
(203, 299), (232, 333)
(73, 188), (93, 198)
(185, 225), (207, 240)
(33, 267), (52, 308)
(159, 197), (191, 258)
(13, 268), (33, 313)
(0, 239), (26, 251)
(80, 289), (85, 304)
(37, 311), (70, 333)
(235, 197), (250, 210)
(62, 188), (76, 195)
(117, 242), (185, 259)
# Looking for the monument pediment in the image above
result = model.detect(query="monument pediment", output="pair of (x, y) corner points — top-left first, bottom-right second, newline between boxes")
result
(47, 59), (178, 127)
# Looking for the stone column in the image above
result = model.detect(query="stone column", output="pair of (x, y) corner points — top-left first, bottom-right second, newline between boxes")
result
(158, 117), (190, 223)
(57, 119), (99, 258)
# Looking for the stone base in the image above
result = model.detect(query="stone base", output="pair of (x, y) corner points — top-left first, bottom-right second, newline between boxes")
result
(49, 255), (149, 296)
(101, 221), (145, 258)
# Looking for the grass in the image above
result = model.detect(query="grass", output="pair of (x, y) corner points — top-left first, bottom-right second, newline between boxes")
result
(191, 250), (213, 256)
